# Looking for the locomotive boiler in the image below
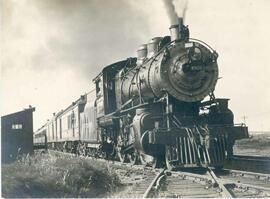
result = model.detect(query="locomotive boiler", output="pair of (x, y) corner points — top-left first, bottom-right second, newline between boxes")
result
(34, 18), (248, 170)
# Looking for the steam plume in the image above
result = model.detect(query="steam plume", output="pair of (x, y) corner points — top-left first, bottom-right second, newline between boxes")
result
(182, 0), (188, 21)
(162, 0), (188, 25)
(162, 0), (178, 25)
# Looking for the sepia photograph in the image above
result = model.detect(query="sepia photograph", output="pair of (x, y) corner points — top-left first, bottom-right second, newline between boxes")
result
(1, 0), (270, 198)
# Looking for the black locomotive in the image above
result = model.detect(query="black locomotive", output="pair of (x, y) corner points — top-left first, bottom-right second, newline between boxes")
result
(34, 18), (248, 169)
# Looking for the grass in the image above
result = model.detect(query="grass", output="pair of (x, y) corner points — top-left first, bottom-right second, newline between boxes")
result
(235, 134), (270, 149)
(234, 133), (270, 156)
(1, 152), (122, 198)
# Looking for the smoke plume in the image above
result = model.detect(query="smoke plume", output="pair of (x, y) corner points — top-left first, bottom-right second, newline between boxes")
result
(162, 0), (188, 25)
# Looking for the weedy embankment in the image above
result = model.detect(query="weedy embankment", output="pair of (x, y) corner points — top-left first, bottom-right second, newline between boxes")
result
(2, 152), (122, 198)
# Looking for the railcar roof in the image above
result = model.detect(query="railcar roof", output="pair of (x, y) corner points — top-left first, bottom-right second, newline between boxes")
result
(35, 123), (47, 133)
(1, 107), (35, 119)
(37, 94), (87, 129)
(55, 95), (87, 117)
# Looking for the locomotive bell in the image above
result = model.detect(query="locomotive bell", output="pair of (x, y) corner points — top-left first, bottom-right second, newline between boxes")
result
(169, 17), (189, 42)
(136, 44), (147, 65)
(147, 37), (162, 58)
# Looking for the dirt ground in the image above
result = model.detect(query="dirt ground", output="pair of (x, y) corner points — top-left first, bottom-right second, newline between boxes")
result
(234, 131), (270, 156)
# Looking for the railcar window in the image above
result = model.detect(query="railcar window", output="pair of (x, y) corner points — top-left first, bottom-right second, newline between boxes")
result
(67, 113), (75, 129)
(73, 113), (76, 126)
(68, 115), (71, 129)
(52, 123), (54, 139)
(11, 124), (23, 130)
(96, 80), (100, 93)
(96, 79), (102, 96)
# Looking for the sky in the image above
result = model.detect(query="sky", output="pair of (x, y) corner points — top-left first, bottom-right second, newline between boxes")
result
(1, 0), (270, 132)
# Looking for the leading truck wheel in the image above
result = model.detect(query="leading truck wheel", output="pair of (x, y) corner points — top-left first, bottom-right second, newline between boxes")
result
(139, 153), (155, 166)
(165, 145), (178, 170)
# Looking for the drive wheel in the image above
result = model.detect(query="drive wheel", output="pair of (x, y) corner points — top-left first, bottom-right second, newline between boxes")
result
(98, 151), (107, 159)
(165, 145), (178, 170)
(127, 152), (139, 165)
(117, 148), (128, 163)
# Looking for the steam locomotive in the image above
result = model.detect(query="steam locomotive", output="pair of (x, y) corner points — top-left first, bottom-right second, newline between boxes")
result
(34, 18), (248, 169)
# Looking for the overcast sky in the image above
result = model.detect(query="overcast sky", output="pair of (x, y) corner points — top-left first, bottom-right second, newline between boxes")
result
(1, 0), (270, 132)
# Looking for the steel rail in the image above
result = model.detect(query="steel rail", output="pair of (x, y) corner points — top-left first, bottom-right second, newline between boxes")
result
(207, 168), (234, 198)
(142, 169), (165, 198)
(210, 167), (270, 198)
(231, 155), (270, 161)
(220, 178), (270, 192)
(159, 170), (222, 198)
(222, 168), (270, 180)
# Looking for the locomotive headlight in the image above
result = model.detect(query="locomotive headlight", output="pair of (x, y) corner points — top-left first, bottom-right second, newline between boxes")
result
(173, 53), (203, 75)
(173, 57), (189, 75)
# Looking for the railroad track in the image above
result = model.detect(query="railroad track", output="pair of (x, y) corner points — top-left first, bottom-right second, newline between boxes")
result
(158, 170), (223, 198)
(46, 150), (270, 197)
(124, 168), (165, 198)
(213, 169), (270, 198)
(225, 155), (270, 173)
(156, 169), (270, 198)
(97, 163), (270, 197)
(215, 169), (270, 190)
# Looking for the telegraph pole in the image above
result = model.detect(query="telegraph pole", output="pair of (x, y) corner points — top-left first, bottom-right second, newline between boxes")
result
(242, 115), (247, 124)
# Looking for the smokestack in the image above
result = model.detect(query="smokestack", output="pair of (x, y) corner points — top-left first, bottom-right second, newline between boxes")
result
(169, 24), (180, 42)
(178, 17), (184, 27)
(169, 17), (183, 42)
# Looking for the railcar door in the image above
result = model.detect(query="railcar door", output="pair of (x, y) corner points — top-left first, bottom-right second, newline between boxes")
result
(95, 76), (104, 118)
